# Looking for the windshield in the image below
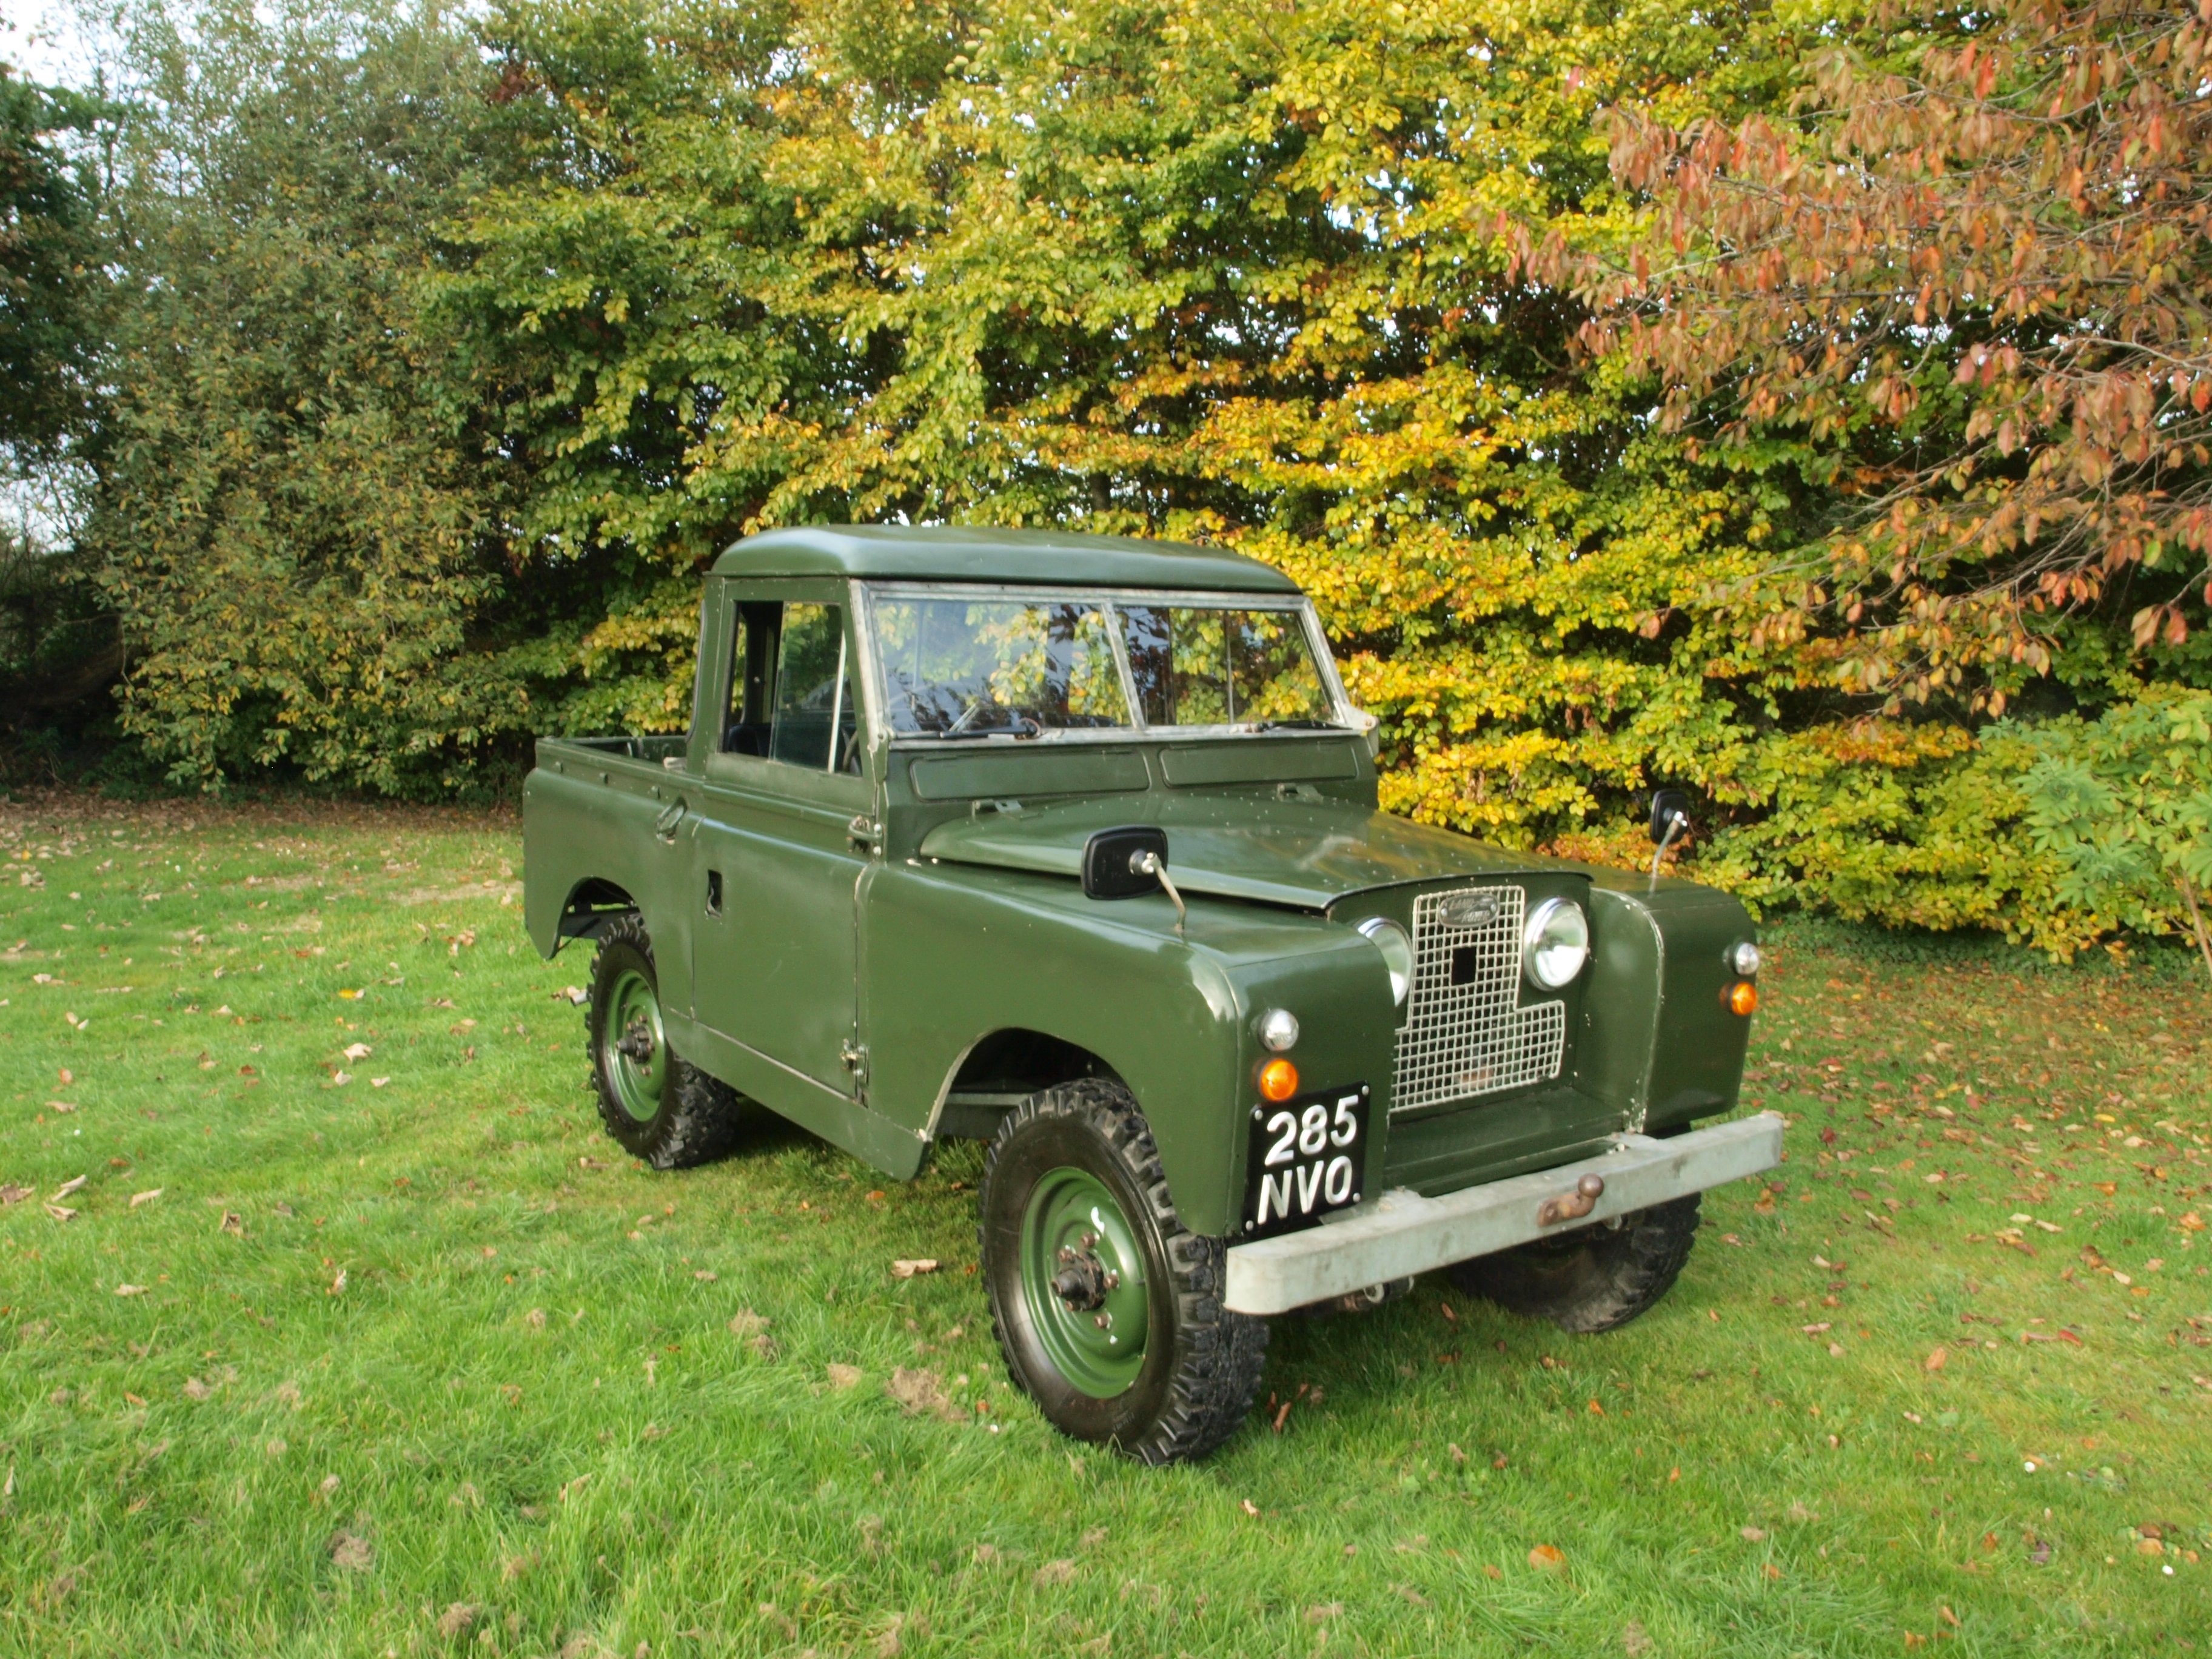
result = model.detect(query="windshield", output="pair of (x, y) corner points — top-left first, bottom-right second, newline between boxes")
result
(867, 586), (1342, 740)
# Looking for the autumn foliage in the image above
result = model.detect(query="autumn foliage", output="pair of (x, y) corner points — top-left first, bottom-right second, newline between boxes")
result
(10, 0), (2210, 957)
(1564, 0), (2212, 710)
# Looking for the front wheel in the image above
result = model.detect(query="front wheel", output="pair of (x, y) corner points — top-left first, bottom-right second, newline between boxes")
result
(1447, 1195), (1700, 1334)
(586, 913), (748, 1169)
(979, 1080), (1267, 1464)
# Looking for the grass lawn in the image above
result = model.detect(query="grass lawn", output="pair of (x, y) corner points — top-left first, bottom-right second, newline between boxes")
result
(2, 794), (2210, 1657)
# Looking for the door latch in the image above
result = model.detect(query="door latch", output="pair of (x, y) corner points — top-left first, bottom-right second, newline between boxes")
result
(652, 799), (688, 842)
(839, 1041), (869, 1085)
(846, 814), (881, 852)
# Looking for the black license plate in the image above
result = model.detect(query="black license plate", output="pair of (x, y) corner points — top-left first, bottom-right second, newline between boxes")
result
(1241, 1083), (1370, 1239)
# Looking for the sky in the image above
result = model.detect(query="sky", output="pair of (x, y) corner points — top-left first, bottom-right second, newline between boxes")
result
(2, 0), (99, 87)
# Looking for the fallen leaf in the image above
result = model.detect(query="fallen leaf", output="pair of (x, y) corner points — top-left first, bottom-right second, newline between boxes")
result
(1925, 1347), (1948, 1372)
(49, 1175), (86, 1200)
(332, 1071), (352, 1087)
(1241, 1498), (1261, 1518)
(1741, 1526), (1768, 1541)
(114, 1284), (146, 1296)
(1528, 1544), (1567, 1573)
(437, 1604), (477, 1638)
(1033, 1558), (1076, 1587)
(130, 1190), (161, 1207)
(46, 1100), (76, 1114)
(557, 987), (588, 1005)
(886, 1367), (962, 1421)
(694, 1269), (717, 1281)
(369, 1078), (389, 1088)
(328, 1531), (373, 1571)
(890, 1259), (939, 1279)
(219, 1212), (243, 1236)
(44, 1203), (75, 1222)
(342, 1043), (372, 1061)
(328, 1268), (347, 1296)
(183, 1378), (212, 1401)
(0, 1184), (30, 1205)
(827, 1363), (863, 1390)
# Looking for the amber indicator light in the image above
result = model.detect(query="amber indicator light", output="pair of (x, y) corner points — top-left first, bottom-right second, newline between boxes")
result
(1258, 1058), (1300, 1102)
(1726, 980), (1759, 1017)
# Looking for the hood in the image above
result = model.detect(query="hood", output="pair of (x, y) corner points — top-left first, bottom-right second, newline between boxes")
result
(916, 794), (1550, 910)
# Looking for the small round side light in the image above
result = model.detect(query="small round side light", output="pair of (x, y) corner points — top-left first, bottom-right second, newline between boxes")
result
(1727, 980), (1759, 1017)
(1258, 1008), (1301, 1053)
(1258, 1058), (1301, 1102)
(1729, 940), (1762, 977)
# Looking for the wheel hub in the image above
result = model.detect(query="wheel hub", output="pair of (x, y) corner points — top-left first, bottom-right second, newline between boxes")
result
(1020, 1168), (1150, 1398)
(602, 968), (665, 1123)
(1050, 1235), (1119, 1312)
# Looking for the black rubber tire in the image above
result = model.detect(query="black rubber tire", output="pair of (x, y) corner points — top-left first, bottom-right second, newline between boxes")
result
(979, 1079), (1268, 1464)
(585, 913), (748, 1169)
(1447, 1195), (1700, 1334)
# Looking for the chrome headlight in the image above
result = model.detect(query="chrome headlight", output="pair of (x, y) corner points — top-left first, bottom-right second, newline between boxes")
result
(1357, 916), (1413, 1006)
(1729, 940), (1761, 977)
(1521, 897), (1590, 989)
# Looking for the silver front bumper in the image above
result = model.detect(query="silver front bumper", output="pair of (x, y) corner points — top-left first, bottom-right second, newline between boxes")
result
(1221, 1113), (1785, 1316)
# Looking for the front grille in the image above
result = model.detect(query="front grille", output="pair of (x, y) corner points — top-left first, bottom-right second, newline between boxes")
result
(1390, 885), (1566, 1113)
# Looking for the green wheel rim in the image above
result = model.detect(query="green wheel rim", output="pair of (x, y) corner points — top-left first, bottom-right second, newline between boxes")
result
(603, 967), (666, 1124)
(1020, 1165), (1150, 1399)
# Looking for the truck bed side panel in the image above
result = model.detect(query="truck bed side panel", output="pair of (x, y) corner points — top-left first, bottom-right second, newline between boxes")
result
(522, 743), (698, 1016)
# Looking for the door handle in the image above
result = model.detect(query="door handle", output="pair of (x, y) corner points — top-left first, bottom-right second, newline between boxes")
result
(653, 799), (688, 842)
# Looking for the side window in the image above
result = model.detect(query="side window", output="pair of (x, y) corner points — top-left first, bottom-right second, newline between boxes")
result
(722, 603), (779, 757)
(765, 602), (862, 775)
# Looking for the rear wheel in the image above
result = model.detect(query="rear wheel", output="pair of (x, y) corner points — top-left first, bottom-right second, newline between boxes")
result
(979, 1079), (1267, 1464)
(586, 913), (746, 1168)
(1447, 1195), (1700, 1334)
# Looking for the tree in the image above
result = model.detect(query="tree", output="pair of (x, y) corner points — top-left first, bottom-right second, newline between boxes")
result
(1570, 0), (2212, 712)
(0, 64), (102, 459)
(83, 1), (544, 793)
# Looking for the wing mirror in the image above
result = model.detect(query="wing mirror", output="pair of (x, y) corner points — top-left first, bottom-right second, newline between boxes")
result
(1082, 825), (1185, 933)
(1647, 789), (1692, 885)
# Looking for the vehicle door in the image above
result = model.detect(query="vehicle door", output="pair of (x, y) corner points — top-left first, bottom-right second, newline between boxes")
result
(691, 580), (872, 1097)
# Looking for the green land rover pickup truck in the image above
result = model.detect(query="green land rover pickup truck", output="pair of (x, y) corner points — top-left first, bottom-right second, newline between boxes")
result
(522, 525), (1780, 1463)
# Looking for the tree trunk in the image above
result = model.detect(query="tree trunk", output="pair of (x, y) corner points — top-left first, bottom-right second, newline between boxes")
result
(2180, 871), (2212, 994)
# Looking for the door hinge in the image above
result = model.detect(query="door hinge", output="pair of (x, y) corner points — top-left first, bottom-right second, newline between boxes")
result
(839, 1041), (870, 1085)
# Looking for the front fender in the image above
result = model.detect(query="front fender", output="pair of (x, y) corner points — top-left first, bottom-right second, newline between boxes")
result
(863, 861), (1394, 1237)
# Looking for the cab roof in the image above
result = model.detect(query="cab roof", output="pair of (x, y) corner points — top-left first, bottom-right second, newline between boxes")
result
(711, 525), (1302, 595)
